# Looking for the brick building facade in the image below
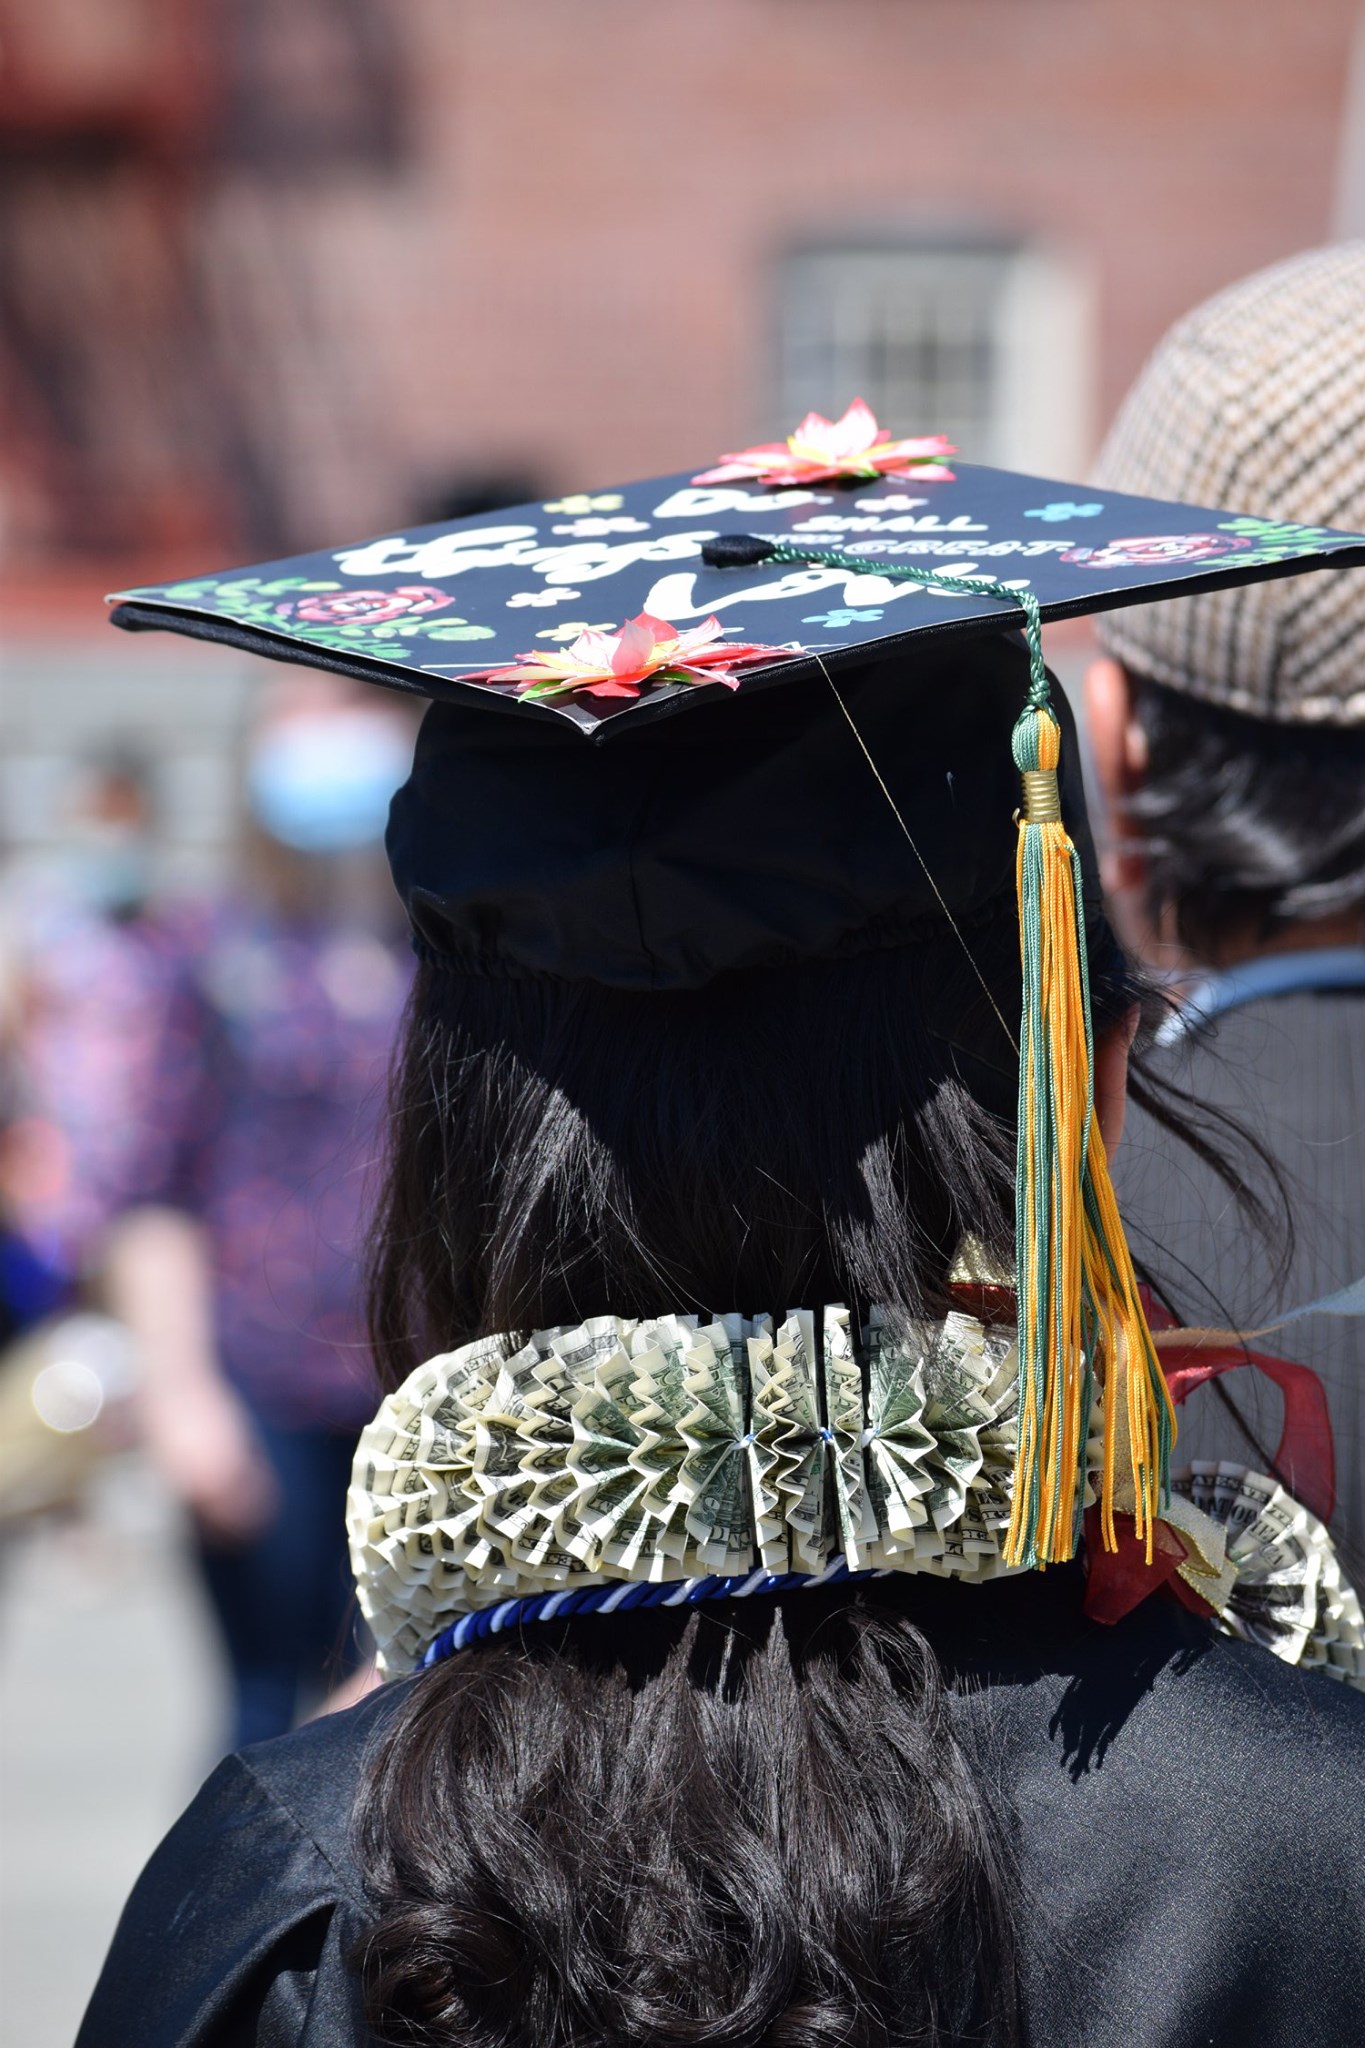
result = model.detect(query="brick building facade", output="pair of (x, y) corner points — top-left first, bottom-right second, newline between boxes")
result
(393, 0), (1364, 506)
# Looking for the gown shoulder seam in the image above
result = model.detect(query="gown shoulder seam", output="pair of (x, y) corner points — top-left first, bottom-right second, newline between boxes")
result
(229, 1751), (372, 1918)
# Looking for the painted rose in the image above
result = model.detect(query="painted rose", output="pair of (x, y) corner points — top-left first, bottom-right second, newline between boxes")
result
(1059, 534), (1251, 571)
(286, 585), (454, 627)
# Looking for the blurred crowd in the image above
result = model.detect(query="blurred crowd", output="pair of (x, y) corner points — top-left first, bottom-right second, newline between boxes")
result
(0, 680), (417, 1747)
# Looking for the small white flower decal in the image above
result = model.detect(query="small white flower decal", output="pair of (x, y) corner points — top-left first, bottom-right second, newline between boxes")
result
(550, 516), (650, 537)
(535, 619), (615, 642)
(506, 587), (585, 608)
(543, 493), (624, 515)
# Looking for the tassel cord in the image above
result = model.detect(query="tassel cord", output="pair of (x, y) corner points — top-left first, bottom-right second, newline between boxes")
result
(756, 538), (1052, 708)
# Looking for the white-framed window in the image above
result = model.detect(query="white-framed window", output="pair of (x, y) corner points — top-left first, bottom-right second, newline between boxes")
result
(773, 235), (1095, 478)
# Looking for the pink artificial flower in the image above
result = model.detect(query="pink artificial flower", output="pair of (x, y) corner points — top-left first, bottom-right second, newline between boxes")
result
(471, 612), (799, 701)
(693, 398), (956, 487)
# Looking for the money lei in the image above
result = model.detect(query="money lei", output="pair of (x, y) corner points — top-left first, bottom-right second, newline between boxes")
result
(350, 1311), (1365, 1690)
(352, 1305), (1038, 1674)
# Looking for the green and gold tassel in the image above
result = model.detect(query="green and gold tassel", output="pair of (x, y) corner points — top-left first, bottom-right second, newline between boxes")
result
(1000, 626), (1174, 1564)
(1005, 683), (1173, 1565)
(701, 533), (1176, 1562)
(1009, 693), (1090, 1563)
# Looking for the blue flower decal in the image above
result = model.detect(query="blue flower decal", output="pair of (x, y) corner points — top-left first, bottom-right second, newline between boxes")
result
(802, 607), (886, 627)
(1024, 501), (1103, 522)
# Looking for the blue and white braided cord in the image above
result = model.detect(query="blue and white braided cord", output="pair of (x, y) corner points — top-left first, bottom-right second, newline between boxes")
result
(420, 1554), (887, 1667)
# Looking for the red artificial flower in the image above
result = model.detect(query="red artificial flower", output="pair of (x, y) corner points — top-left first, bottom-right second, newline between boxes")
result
(693, 397), (956, 488)
(472, 612), (798, 701)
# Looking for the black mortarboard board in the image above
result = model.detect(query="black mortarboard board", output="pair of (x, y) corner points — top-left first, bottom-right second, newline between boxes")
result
(107, 446), (1365, 738)
(106, 408), (1365, 1572)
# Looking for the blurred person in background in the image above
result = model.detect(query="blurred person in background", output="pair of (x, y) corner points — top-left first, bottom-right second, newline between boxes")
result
(0, 768), (176, 1524)
(0, 749), (190, 1306)
(1084, 245), (1365, 1555)
(102, 680), (414, 1748)
(0, 970), (68, 1348)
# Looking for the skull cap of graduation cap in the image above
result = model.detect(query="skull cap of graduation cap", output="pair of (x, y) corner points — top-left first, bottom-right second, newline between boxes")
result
(107, 402), (1365, 1576)
(388, 630), (1097, 990)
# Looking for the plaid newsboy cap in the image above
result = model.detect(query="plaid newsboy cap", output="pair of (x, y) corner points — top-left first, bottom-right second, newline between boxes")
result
(1095, 243), (1365, 726)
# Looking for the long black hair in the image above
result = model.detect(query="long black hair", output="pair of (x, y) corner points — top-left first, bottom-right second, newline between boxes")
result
(1127, 672), (1365, 959)
(358, 1584), (1019, 2048)
(355, 900), (1275, 2047)
(367, 903), (1138, 1385)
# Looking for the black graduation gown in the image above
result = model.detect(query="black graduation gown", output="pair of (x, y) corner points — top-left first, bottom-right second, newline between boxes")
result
(77, 1570), (1365, 2048)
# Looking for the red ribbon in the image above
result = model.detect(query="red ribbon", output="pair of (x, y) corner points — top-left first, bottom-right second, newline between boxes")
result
(1142, 1287), (1335, 1525)
(944, 1279), (1337, 1623)
(1081, 1506), (1216, 1625)
(1083, 1291), (1336, 1626)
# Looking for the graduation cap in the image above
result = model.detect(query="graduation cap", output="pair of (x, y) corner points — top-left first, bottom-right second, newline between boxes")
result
(107, 400), (1365, 1574)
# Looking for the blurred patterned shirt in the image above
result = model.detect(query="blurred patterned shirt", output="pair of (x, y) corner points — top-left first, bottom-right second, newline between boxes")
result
(127, 913), (410, 1431)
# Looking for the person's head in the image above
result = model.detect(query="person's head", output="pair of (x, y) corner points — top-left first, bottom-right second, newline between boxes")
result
(368, 635), (1139, 1385)
(1083, 245), (1365, 968)
(60, 747), (157, 920)
(241, 674), (416, 928)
